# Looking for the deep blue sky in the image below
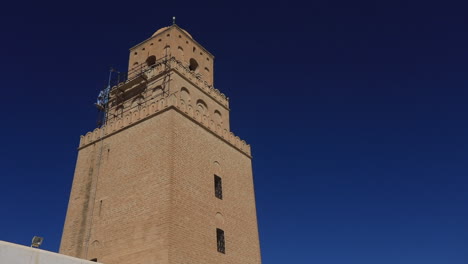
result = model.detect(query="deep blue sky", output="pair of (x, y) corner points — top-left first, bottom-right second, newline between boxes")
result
(0, 1), (467, 263)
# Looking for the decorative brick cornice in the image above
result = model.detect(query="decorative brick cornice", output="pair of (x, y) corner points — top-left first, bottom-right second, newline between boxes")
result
(79, 95), (251, 157)
(170, 58), (229, 109)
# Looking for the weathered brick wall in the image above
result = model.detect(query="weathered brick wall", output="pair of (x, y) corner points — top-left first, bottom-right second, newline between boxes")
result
(60, 111), (175, 264)
(60, 24), (261, 264)
(60, 143), (96, 257)
(169, 111), (261, 264)
(61, 107), (261, 264)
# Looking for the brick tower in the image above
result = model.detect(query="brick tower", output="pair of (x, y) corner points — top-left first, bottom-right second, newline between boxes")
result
(59, 24), (261, 264)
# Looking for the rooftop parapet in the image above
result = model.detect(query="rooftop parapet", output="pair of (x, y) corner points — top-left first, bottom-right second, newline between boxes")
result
(80, 95), (251, 157)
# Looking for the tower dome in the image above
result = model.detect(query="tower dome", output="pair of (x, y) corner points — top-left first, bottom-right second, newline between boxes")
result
(151, 25), (193, 39)
(152, 26), (169, 36)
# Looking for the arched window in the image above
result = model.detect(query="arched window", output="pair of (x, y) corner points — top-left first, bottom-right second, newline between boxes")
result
(131, 96), (143, 109)
(196, 99), (207, 115)
(164, 45), (171, 56)
(152, 85), (163, 98)
(189, 58), (199, 72)
(180, 87), (191, 103)
(115, 106), (124, 118)
(146, 55), (156, 67)
(178, 46), (184, 57)
(213, 110), (222, 125)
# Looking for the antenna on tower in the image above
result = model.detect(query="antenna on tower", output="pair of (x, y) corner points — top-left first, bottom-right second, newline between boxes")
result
(172, 16), (176, 25)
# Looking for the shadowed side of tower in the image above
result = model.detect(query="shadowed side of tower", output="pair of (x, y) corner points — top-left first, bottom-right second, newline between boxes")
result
(59, 25), (261, 264)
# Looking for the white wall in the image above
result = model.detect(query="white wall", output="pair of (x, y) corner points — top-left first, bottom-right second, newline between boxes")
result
(0, 241), (100, 264)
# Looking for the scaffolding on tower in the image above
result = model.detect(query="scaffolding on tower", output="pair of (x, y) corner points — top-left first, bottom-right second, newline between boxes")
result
(95, 55), (173, 127)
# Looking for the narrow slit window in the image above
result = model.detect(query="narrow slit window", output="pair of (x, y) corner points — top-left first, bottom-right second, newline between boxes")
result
(214, 175), (222, 199)
(216, 228), (225, 254)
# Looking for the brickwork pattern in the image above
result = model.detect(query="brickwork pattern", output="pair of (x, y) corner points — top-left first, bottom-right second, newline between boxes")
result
(169, 112), (261, 264)
(60, 24), (261, 264)
(79, 91), (250, 157)
(60, 112), (174, 264)
(60, 108), (261, 264)
(129, 26), (216, 86)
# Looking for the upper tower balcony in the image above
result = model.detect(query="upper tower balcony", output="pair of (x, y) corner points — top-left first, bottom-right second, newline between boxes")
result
(99, 24), (230, 131)
(83, 23), (249, 155)
(128, 25), (214, 86)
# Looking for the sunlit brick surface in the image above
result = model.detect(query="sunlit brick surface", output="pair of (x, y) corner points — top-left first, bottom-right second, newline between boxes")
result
(60, 25), (261, 264)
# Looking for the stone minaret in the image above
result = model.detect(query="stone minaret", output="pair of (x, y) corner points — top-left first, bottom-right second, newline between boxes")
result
(59, 24), (261, 264)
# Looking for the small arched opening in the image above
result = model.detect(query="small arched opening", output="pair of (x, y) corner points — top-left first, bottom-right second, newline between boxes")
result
(196, 99), (207, 115)
(115, 106), (124, 118)
(152, 85), (163, 99)
(180, 87), (191, 103)
(214, 110), (222, 125)
(189, 58), (199, 72)
(178, 46), (184, 60)
(131, 96), (143, 109)
(146, 55), (156, 67)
